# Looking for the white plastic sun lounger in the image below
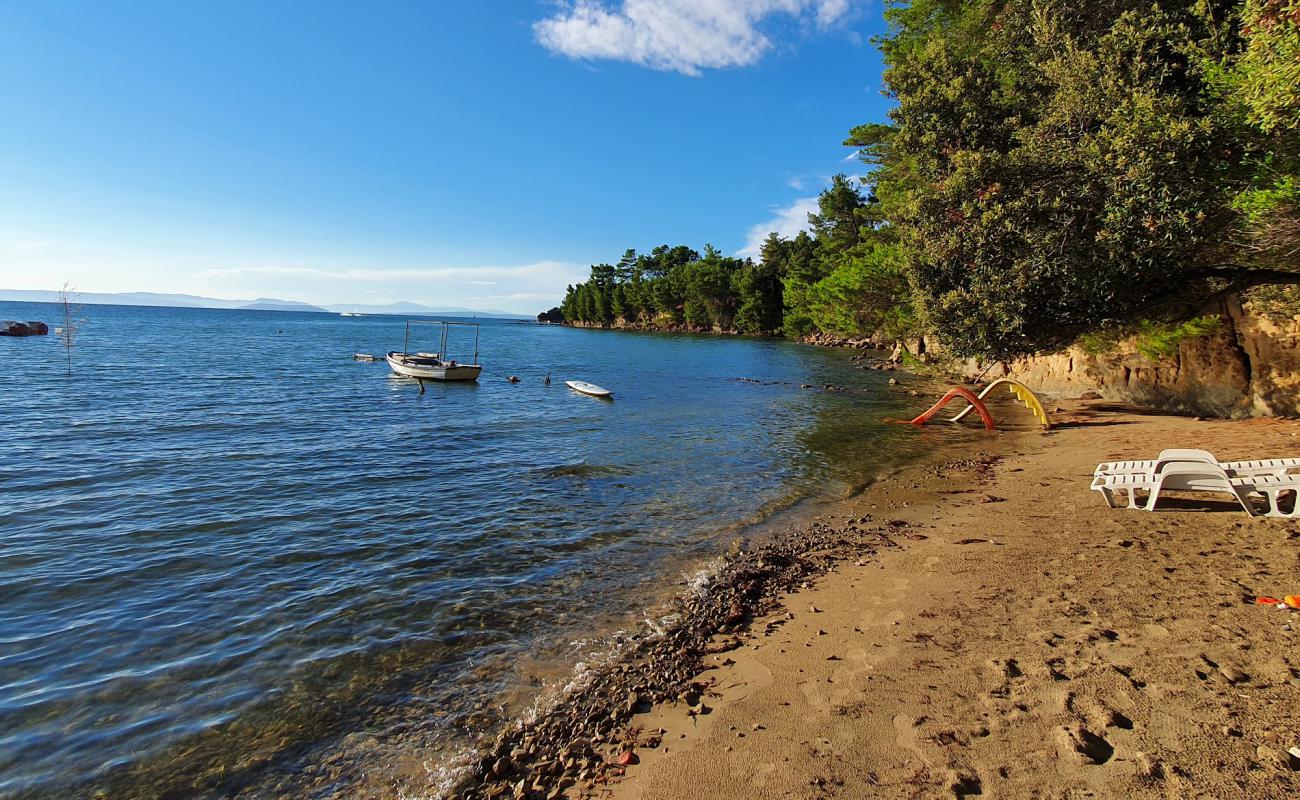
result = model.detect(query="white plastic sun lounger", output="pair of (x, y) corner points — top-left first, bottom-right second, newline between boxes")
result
(1094, 449), (1300, 478)
(1090, 460), (1300, 517)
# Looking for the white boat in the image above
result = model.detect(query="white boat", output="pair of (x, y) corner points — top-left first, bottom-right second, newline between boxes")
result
(386, 352), (482, 381)
(566, 380), (612, 398)
(387, 320), (482, 383)
(340, 311), (364, 317)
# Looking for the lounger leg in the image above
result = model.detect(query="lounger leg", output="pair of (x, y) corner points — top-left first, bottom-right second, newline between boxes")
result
(1235, 489), (1262, 517)
(1265, 489), (1299, 518)
(1097, 487), (1120, 509)
(1265, 490), (1281, 516)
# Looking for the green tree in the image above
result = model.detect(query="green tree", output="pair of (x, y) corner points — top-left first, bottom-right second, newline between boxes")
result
(682, 245), (741, 329)
(809, 174), (871, 253)
(804, 242), (912, 337)
(865, 0), (1299, 358)
(733, 256), (785, 334)
(1212, 0), (1300, 272)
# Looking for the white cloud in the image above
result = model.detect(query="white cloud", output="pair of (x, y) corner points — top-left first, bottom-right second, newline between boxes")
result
(737, 195), (819, 259)
(534, 0), (856, 76)
(814, 0), (850, 26)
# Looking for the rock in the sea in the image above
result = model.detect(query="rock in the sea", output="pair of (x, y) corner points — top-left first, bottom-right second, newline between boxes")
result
(1, 320), (49, 336)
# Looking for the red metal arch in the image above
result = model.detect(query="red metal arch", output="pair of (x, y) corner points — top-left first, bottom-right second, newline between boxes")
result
(910, 387), (996, 431)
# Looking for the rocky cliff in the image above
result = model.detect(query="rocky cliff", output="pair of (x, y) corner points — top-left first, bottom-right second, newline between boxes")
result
(957, 295), (1300, 418)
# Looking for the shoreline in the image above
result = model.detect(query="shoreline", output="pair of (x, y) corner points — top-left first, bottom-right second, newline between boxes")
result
(451, 432), (1024, 798)
(456, 402), (1300, 799)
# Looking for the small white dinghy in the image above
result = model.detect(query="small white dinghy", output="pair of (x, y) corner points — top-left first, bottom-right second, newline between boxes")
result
(566, 380), (612, 398)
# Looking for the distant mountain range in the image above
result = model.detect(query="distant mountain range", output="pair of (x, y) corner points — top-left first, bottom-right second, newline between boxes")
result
(0, 289), (529, 318)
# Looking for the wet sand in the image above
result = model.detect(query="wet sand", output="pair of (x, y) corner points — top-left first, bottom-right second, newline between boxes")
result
(462, 402), (1300, 799)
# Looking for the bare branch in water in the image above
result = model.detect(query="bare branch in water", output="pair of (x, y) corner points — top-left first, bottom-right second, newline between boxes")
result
(57, 283), (85, 376)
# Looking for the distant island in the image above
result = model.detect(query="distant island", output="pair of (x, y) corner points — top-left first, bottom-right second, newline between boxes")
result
(0, 289), (530, 318)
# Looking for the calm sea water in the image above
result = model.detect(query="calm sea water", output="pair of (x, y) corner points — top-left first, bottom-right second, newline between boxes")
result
(0, 301), (982, 798)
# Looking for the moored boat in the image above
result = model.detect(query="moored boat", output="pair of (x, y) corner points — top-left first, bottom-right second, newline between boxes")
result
(386, 351), (482, 381)
(387, 320), (482, 383)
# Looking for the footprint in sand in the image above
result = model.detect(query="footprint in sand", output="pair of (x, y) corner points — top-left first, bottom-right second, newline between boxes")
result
(893, 713), (926, 758)
(894, 714), (985, 798)
(1056, 723), (1115, 765)
(983, 657), (1025, 702)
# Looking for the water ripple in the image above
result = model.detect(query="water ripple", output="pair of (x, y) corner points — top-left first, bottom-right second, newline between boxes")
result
(0, 302), (977, 799)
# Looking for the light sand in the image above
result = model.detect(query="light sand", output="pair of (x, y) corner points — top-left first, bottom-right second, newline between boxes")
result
(607, 405), (1300, 799)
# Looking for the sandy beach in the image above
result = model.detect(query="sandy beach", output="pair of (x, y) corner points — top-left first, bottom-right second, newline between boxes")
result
(611, 405), (1300, 800)
(468, 402), (1300, 799)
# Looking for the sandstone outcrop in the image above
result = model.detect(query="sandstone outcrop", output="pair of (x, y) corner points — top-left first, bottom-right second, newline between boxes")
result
(958, 296), (1300, 417)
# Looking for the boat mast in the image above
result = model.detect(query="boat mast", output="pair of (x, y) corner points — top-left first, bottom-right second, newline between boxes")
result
(403, 321), (411, 355)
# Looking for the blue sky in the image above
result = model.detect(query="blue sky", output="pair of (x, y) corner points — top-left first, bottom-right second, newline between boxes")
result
(0, 1), (890, 312)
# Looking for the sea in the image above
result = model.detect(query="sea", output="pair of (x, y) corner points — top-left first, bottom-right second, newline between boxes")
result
(0, 301), (986, 798)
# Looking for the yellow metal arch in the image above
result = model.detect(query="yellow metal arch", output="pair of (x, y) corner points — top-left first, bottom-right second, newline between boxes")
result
(949, 378), (1052, 429)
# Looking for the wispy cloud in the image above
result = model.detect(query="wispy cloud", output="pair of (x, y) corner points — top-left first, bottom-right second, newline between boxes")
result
(534, 0), (857, 76)
(737, 195), (819, 259)
(194, 260), (590, 313)
(197, 261), (585, 284)
(4, 239), (51, 252)
(467, 292), (566, 302)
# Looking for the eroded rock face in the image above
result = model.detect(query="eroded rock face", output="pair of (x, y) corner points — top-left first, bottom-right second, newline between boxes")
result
(957, 295), (1300, 418)
(1233, 301), (1300, 416)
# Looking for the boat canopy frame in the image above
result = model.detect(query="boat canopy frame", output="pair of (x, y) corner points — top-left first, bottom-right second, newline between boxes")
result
(401, 319), (481, 365)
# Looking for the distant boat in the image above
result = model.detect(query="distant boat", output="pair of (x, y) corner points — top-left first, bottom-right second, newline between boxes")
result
(566, 380), (612, 398)
(339, 311), (364, 317)
(387, 320), (482, 382)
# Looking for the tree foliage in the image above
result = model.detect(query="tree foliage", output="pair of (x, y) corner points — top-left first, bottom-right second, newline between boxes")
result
(548, 0), (1299, 359)
(865, 0), (1300, 358)
(560, 245), (777, 332)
